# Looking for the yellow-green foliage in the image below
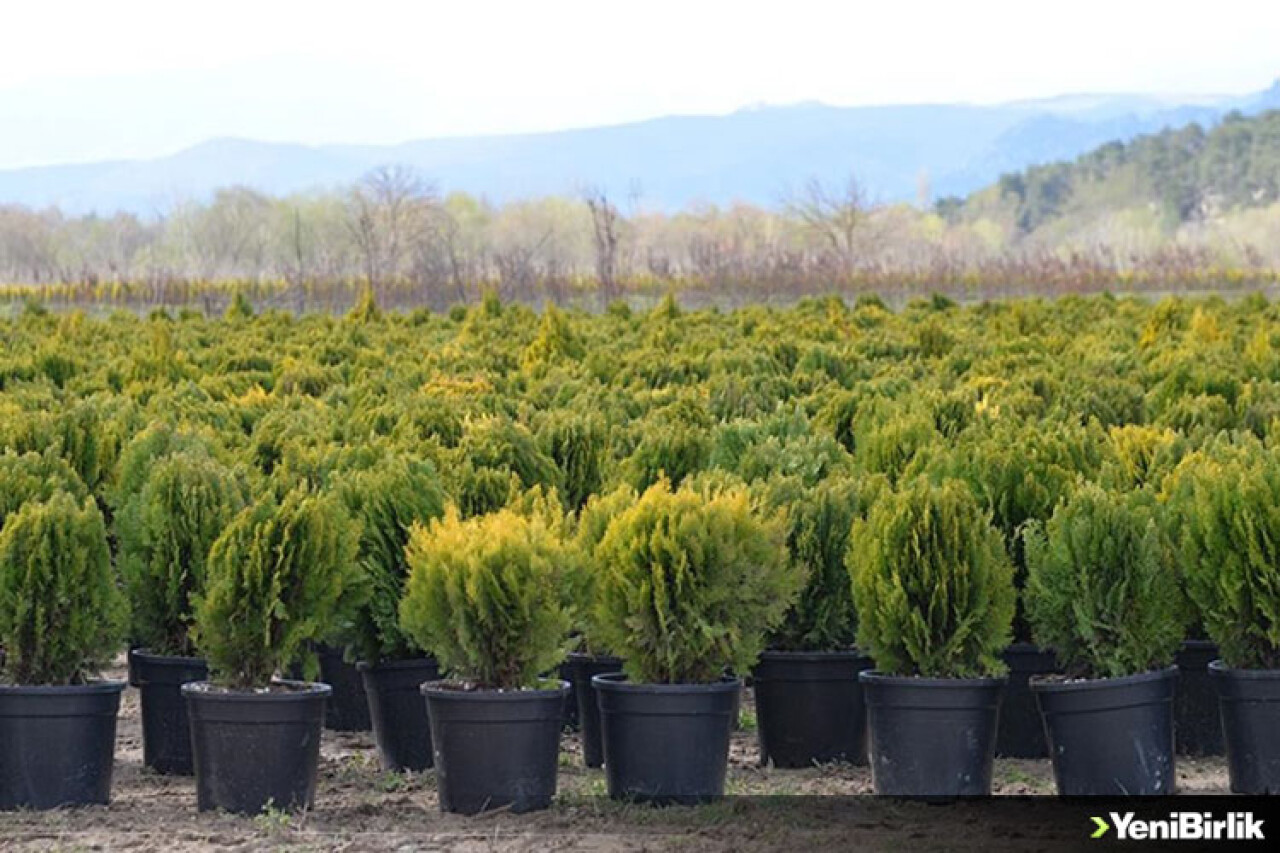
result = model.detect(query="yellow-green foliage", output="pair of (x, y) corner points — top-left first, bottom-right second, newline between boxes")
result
(1169, 444), (1280, 669)
(0, 492), (125, 685)
(849, 478), (1014, 677)
(117, 451), (247, 656)
(761, 475), (879, 652)
(7, 293), (1280, 684)
(338, 457), (448, 663)
(590, 481), (797, 684)
(194, 487), (358, 688)
(0, 449), (89, 527)
(400, 507), (575, 689)
(1024, 484), (1184, 678)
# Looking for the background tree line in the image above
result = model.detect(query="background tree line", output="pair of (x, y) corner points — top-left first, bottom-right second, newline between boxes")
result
(5, 110), (1280, 312)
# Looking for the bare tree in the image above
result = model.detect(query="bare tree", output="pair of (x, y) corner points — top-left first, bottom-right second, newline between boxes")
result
(787, 175), (866, 280)
(346, 165), (438, 288)
(584, 187), (622, 307)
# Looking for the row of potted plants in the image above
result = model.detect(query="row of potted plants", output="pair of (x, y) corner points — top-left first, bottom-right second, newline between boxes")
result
(4, 438), (1280, 813)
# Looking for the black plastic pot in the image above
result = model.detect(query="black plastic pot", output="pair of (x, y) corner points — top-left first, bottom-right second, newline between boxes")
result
(317, 645), (371, 732)
(130, 649), (208, 774)
(557, 659), (580, 731)
(183, 680), (330, 814)
(0, 681), (124, 810)
(1175, 639), (1225, 756)
(860, 672), (1004, 797)
(359, 657), (440, 771)
(1032, 666), (1177, 796)
(1209, 660), (1280, 793)
(422, 680), (567, 814)
(593, 673), (739, 804)
(752, 649), (873, 768)
(995, 643), (1057, 758)
(566, 652), (624, 768)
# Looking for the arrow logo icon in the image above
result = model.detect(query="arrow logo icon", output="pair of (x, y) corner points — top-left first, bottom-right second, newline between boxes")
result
(1091, 816), (1110, 839)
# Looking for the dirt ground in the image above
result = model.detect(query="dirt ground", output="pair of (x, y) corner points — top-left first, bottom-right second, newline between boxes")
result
(0, 664), (1231, 853)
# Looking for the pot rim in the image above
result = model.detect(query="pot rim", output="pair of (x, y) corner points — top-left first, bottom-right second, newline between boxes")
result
(758, 648), (872, 662)
(1029, 664), (1177, 693)
(1208, 659), (1280, 679)
(355, 655), (438, 673)
(859, 670), (1007, 688)
(130, 648), (207, 667)
(1179, 639), (1220, 652)
(180, 679), (332, 701)
(0, 679), (126, 696)
(591, 672), (741, 693)
(565, 652), (624, 665)
(420, 678), (569, 700)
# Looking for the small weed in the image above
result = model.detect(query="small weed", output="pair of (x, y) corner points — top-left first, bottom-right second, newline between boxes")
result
(253, 802), (294, 837)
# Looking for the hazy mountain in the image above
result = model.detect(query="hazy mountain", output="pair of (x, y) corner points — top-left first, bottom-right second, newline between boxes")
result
(2, 80), (1278, 215)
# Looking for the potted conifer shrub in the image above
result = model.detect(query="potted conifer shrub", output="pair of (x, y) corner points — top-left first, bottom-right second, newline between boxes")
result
(339, 458), (447, 771)
(752, 475), (875, 768)
(0, 492), (127, 809)
(400, 507), (574, 814)
(1025, 484), (1185, 795)
(848, 478), (1014, 797)
(183, 487), (358, 814)
(588, 481), (797, 803)
(1175, 449), (1280, 792)
(952, 427), (1079, 760)
(564, 485), (634, 768)
(117, 450), (244, 774)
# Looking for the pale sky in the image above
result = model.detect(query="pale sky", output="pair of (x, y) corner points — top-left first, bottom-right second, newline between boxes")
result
(2, 0), (1279, 168)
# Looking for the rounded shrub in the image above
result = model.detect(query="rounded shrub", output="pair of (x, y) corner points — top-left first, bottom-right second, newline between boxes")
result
(338, 457), (448, 664)
(0, 492), (125, 685)
(193, 487), (358, 689)
(1024, 484), (1184, 679)
(0, 449), (89, 528)
(570, 485), (639, 654)
(848, 478), (1014, 677)
(591, 481), (797, 684)
(116, 452), (247, 656)
(760, 475), (879, 652)
(1170, 447), (1280, 669)
(400, 508), (575, 690)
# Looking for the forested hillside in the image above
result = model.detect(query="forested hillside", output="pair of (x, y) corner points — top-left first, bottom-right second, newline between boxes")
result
(950, 110), (1280, 235)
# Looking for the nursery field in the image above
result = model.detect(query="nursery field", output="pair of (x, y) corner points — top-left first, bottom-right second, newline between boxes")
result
(1, 288), (1279, 845)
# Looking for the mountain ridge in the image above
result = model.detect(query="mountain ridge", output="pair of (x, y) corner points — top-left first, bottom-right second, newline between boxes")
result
(2, 79), (1278, 215)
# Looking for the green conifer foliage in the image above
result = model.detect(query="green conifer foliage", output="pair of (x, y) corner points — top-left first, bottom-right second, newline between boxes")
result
(849, 478), (1014, 677)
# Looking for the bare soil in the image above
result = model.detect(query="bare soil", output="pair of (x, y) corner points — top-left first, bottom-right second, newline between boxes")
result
(0, 663), (1230, 852)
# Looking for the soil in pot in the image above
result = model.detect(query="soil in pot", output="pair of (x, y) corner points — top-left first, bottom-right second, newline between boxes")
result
(183, 680), (330, 814)
(1175, 640), (1225, 756)
(1032, 666), (1177, 796)
(567, 653), (623, 768)
(753, 650), (873, 768)
(317, 645), (371, 732)
(0, 680), (125, 810)
(1209, 660), (1280, 794)
(860, 672), (1005, 798)
(421, 680), (567, 814)
(995, 643), (1056, 759)
(358, 657), (440, 771)
(593, 673), (739, 804)
(130, 649), (208, 774)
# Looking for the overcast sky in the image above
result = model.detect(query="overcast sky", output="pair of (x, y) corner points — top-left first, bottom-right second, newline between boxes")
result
(2, 0), (1279, 168)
